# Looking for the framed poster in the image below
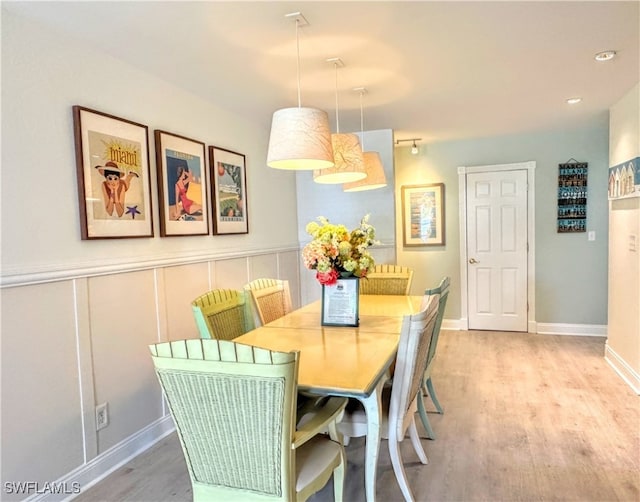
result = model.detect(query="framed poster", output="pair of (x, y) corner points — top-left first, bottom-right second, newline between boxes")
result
(321, 277), (360, 327)
(72, 106), (153, 239)
(209, 146), (248, 235)
(154, 130), (209, 236)
(401, 183), (445, 246)
(557, 161), (587, 233)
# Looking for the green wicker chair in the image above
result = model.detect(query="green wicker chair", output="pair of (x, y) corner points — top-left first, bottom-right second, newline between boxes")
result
(149, 339), (347, 502)
(191, 289), (254, 340)
(359, 265), (414, 295)
(244, 278), (293, 326)
(337, 294), (439, 502)
(417, 276), (450, 439)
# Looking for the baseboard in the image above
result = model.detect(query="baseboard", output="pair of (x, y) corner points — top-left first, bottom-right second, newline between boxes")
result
(442, 319), (606, 337)
(441, 318), (462, 331)
(605, 343), (640, 395)
(26, 416), (175, 502)
(535, 323), (607, 337)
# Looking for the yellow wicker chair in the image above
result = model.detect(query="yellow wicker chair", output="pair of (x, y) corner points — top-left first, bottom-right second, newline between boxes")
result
(360, 265), (414, 295)
(337, 295), (439, 502)
(244, 278), (293, 326)
(191, 289), (254, 340)
(149, 339), (347, 501)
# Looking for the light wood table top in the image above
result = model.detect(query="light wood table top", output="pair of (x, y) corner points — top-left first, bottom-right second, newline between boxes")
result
(236, 326), (399, 396)
(236, 295), (424, 396)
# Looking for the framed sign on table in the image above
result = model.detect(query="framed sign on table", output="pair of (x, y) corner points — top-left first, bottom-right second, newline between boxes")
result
(401, 183), (445, 246)
(154, 130), (209, 236)
(321, 277), (360, 327)
(72, 106), (154, 239)
(209, 146), (248, 235)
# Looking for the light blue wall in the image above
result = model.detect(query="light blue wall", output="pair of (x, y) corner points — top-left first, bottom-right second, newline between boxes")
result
(395, 115), (609, 325)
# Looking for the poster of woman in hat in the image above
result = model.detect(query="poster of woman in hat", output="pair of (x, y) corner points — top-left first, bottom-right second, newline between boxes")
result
(73, 106), (153, 239)
(95, 161), (139, 217)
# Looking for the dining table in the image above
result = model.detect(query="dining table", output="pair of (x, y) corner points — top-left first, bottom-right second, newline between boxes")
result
(234, 293), (424, 502)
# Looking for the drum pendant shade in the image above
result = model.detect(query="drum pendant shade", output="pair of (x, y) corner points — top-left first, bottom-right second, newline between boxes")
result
(343, 151), (388, 191)
(267, 107), (334, 170)
(313, 133), (366, 183)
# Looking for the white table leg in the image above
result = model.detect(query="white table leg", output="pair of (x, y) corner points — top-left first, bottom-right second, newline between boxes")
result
(358, 378), (385, 502)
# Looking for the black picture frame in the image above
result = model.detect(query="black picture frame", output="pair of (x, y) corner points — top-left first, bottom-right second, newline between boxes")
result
(321, 277), (360, 327)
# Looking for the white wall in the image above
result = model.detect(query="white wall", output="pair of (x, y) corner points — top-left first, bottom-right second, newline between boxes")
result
(607, 82), (640, 393)
(1, 9), (302, 499)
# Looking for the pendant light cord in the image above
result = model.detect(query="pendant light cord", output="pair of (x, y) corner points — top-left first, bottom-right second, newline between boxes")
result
(359, 89), (366, 150)
(296, 19), (301, 108)
(334, 62), (340, 133)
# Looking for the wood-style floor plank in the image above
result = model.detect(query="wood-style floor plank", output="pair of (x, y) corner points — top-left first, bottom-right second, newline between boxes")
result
(75, 331), (640, 501)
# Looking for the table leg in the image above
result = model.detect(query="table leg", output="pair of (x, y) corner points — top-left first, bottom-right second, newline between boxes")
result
(358, 378), (385, 502)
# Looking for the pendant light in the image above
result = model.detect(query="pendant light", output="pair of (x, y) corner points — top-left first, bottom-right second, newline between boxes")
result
(313, 58), (366, 184)
(343, 88), (387, 192)
(267, 12), (334, 171)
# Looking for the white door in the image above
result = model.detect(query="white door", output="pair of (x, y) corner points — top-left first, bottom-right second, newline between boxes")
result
(466, 169), (528, 331)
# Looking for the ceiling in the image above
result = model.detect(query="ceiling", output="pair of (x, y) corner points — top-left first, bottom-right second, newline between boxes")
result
(5, 1), (639, 144)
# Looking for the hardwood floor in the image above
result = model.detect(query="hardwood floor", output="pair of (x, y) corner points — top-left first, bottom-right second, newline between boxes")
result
(75, 330), (640, 501)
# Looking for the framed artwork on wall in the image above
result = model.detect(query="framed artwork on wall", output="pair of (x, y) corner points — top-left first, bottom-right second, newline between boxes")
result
(154, 130), (209, 236)
(72, 106), (154, 239)
(401, 183), (445, 246)
(209, 146), (248, 235)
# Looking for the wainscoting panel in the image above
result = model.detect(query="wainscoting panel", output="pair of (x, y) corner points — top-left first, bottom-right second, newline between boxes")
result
(248, 253), (279, 284)
(278, 250), (302, 309)
(163, 262), (211, 341)
(1, 281), (85, 494)
(88, 270), (164, 456)
(213, 256), (250, 289)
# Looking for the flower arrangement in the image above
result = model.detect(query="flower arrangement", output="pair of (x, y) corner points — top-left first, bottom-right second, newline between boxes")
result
(302, 215), (376, 286)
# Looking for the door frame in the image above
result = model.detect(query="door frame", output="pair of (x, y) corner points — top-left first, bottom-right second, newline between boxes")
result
(458, 161), (537, 333)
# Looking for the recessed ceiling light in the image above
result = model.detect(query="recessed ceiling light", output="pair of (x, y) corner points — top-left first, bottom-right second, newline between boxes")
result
(595, 50), (616, 62)
(566, 97), (582, 105)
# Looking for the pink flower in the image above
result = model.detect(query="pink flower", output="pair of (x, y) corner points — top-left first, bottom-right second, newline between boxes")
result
(316, 269), (338, 286)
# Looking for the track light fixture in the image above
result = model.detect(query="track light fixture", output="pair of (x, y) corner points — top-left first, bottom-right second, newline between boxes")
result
(396, 138), (422, 155)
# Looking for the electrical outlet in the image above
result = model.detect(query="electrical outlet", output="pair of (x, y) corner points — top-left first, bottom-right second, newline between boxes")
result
(96, 402), (109, 431)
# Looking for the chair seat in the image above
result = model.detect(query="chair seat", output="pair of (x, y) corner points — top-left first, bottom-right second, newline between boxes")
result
(296, 435), (343, 494)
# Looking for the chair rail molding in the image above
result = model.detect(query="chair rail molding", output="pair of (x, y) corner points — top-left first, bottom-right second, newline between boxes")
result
(1, 245), (301, 288)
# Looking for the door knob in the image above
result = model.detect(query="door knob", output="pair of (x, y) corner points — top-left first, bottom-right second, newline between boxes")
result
(469, 258), (478, 264)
